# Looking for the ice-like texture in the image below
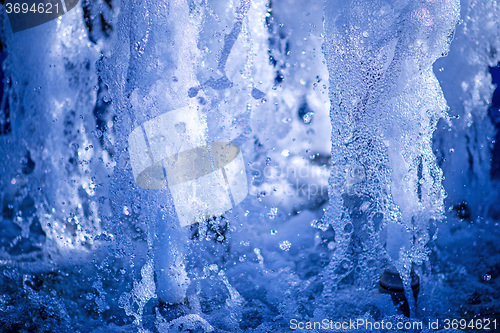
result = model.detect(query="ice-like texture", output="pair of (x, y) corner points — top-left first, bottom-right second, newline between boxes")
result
(0, 4), (102, 252)
(322, 0), (459, 299)
(0, 0), (498, 332)
(100, 0), (203, 309)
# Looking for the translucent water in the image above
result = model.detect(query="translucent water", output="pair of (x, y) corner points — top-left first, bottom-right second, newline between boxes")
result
(322, 0), (459, 306)
(0, 0), (498, 332)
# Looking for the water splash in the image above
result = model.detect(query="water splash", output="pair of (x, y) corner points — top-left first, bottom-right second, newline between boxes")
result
(321, 0), (460, 306)
(0, 0), (498, 331)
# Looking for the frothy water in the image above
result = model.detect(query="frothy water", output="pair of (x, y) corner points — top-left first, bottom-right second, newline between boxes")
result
(0, 0), (499, 332)
(322, 0), (458, 309)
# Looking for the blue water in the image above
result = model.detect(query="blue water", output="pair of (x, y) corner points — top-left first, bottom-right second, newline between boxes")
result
(0, 0), (498, 332)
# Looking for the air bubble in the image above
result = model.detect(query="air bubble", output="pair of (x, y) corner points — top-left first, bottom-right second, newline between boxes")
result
(279, 240), (291, 251)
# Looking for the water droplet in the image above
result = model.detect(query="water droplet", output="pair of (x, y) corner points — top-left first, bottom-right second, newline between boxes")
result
(251, 87), (265, 99)
(344, 222), (353, 233)
(311, 219), (329, 231)
(303, 112), (314, 124)
(188, 87), (199, 98)
(279, 240), (291, 251)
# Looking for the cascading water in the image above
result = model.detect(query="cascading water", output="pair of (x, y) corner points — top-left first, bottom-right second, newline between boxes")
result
(321, 0), (459, 311)
(0, 0), (498, 332)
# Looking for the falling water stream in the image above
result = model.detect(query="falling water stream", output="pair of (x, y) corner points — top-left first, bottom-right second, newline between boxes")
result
(0, 0), (499, 332)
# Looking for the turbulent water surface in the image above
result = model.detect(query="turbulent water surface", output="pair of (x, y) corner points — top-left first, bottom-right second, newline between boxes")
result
(0, 0), (499, 332)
